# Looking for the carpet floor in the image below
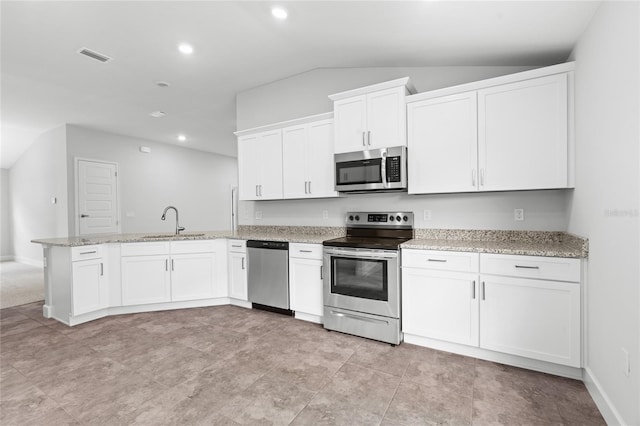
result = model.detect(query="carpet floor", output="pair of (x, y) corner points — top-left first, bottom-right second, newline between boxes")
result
(0, 261), (45, 309)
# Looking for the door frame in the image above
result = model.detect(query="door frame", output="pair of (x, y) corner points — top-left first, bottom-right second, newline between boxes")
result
(74, 157), (122, 236)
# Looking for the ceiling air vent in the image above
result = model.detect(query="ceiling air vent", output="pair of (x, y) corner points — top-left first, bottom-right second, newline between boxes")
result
(77, 47), (112, 63)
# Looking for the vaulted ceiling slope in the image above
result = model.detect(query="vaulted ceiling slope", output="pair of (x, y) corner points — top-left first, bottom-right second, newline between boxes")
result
(0, 1), (600, 168)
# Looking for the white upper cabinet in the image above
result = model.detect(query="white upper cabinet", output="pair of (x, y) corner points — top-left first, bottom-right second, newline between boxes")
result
(408, 91), (478, 194)
(237, 129), (283, 201)
(407, 63), (574, 194)
(330, 78), (414, 153)
(478, 74), (568, 191)
(282, 118), (337, 199)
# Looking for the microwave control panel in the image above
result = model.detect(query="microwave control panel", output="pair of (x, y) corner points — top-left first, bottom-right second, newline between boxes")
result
(386, 156), (401, 182)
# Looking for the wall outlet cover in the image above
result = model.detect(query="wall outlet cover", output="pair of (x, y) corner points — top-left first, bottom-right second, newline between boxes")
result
(322, 210), (329, 219)
(514, 209), (525, 221)
(423, 210), (431, 221)
(255, 211), (262, 220)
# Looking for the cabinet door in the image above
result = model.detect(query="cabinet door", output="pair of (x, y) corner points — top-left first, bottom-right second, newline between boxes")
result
(121, 255), (171, 305)
(258, 129), (284, 199)
(333, 95), (367, 153)
(238, 134), (262, 201)
(478, 74), (568, 191)
(282, 124), (309, 199)
(479, 275), (580, 367)
(408, 92), (478, 194)
(228, 251), (248, 300)
(171, 253), (219, 301)
(366, 86), (406, 150)
(402, 268), (479, 346)
(289, 257), (323, 317)
(72, 258), (108, 316)
(307, 119), (338, 198)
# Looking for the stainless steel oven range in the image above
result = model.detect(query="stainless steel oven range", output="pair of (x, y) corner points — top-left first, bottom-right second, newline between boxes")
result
(322, 212), (414, 345)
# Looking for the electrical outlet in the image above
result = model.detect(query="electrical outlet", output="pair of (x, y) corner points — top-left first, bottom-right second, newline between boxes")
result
(255, 210), (262, 220)
(622, 348), (631, 376)
(322, 210), (329, 219)
(423, 210), (432, 221)
(514, 209), (525, 221)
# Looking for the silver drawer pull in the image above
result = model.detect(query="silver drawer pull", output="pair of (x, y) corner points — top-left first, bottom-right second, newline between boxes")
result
(300, 250), (313, 253)
(80, 250), (97, 255)
(232, 245), (243, 248)
(330, 310), (388, 325)
(515, 265), (540, 269)
(427, 259), (447, 262)
(471, 280), (475, 299)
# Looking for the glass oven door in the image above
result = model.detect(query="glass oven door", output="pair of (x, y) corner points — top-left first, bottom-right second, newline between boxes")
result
(323, 247), (399, 318)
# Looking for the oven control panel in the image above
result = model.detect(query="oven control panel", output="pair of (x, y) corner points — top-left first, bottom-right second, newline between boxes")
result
(346, 212), (414, 228)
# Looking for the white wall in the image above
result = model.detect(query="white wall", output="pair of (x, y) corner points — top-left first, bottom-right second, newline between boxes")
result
(236, 65), (571, 231)
(1, 168), (13, 259)
(65, 125), (238, 235)
(568, 2), (640, 425)
(9, 125), (69, 265)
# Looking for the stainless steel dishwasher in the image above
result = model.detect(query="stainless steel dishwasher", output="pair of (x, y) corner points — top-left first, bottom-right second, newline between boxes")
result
(247, 240), (290, 311)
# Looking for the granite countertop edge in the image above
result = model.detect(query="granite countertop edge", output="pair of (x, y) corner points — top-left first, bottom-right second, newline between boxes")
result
(32, 227), (588, 258)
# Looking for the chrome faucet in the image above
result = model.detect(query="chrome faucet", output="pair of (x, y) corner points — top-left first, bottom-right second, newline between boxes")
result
(161, 206), (185, 235)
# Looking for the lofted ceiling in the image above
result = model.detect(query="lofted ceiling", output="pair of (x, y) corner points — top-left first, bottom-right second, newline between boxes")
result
(0, 1), (601, 168)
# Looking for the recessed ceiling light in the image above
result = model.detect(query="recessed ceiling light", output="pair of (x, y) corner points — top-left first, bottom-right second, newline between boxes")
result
(149, 111), (166, 118)
(178, 43), (194, 55)
(271, 7), (288, 20)
(177, 134), (187, 142)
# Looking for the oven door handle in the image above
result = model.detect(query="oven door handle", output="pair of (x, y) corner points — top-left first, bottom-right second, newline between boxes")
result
(324, 250), (397, 260)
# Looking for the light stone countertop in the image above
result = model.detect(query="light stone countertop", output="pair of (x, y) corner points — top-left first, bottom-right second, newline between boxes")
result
(31, 226), (587, 258)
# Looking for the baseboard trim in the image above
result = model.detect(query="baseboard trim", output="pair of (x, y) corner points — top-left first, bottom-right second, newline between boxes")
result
(583, 366), (626, 426)
(0, 255), (15, 262)
(13, 257), (44, 268)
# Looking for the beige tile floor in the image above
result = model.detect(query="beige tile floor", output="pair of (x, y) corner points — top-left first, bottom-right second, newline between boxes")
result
(1, 302), (605, 425)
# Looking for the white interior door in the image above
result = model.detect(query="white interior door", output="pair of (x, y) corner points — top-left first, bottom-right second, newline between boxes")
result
(77, 159), (119, 235)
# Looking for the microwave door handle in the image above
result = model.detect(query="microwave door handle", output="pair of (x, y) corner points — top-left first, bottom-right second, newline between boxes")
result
(381, 155), (387, 188)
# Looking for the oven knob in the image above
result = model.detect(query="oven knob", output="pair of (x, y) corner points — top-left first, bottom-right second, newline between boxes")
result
(389, 215), (394, 221)
(349, 215), (354, 221)
(396, 215), (401, 222)
(355, 215), (360, 221)
(403, 215), (408, 222)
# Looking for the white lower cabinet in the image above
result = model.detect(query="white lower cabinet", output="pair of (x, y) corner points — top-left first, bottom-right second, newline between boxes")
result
(121, 254), (171, 305)
(403, 268), (479, 346)
(289, 243), (324, 321)
(121, 240), (226, 306)
(228, 240), (248, 301)
(402, 249), (582, 368)
(72, 255), (108, 316)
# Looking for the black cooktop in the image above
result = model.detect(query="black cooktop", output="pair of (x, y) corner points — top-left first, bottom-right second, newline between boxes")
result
(322, 236), (412, 250)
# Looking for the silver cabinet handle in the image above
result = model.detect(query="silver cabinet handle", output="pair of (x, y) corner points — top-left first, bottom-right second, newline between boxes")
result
(255, 185), (259, 197)
(80, 250), (97, 255)
(427, 258), (447, 262)
(259, 185), (262, 196)
(367, 130), (371, 146)
(241, 257), (245, 270)
(80, 214), (90, 218)
(471, 280), (475, 299)
(165, 259), (168, 271)
(480, 169), (485, 186)
(231, 244), (242, 248)
(362, 131), (366, 146)
(300, 250), (312, 253)
(308, 181), (311, 194)
(482, 281), (486, 300)
(472, 169), (476, 186)
(304, 181), (308, 194)
(100, 262), (104, 276)
(171, 259), (174, 271)
(381, 154), (387, 188)
(515, 265), (540, 269)
(320, 265), (323, 279)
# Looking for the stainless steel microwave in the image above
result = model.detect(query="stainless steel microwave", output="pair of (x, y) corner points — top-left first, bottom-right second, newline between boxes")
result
(334, 146), (407, 192)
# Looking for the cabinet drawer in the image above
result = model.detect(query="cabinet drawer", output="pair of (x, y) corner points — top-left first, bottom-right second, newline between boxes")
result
(228, 239), (247, 253)
(289, 243), (323, 260)
(121, 242), (171, 257)
(171, 240), (218, 254)
(402, 249), (479, 273)
(72, 245), (102, 261)
(480, 254), (580, 282)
